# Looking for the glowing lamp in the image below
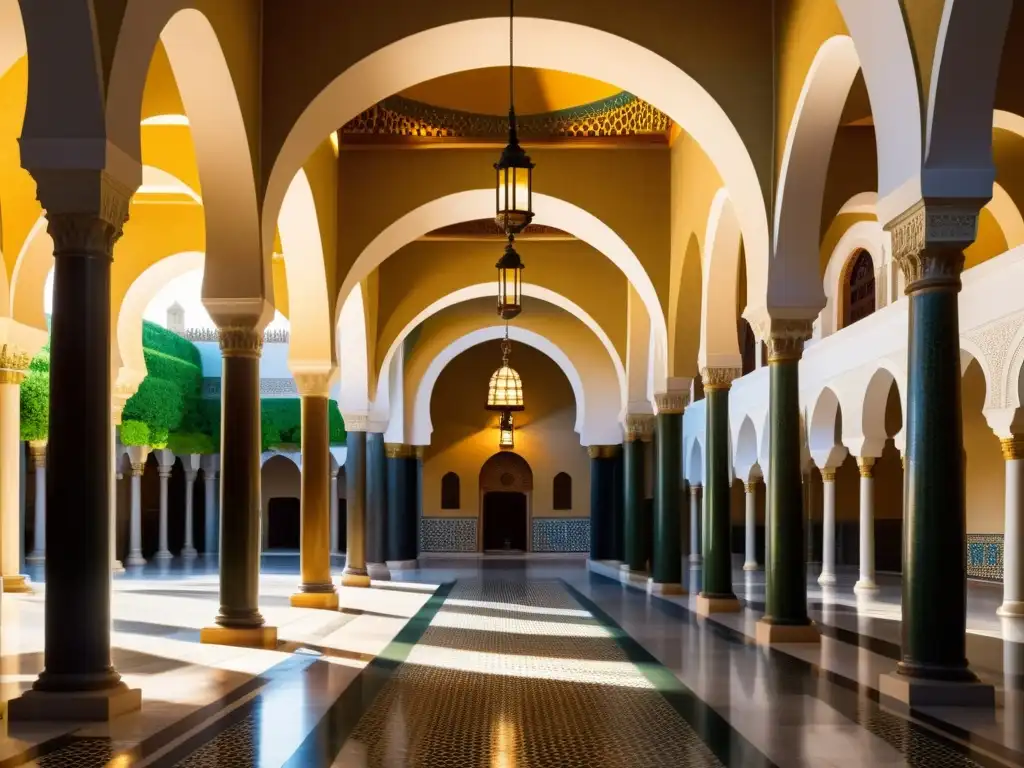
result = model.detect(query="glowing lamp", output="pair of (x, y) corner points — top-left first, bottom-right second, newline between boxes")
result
(494, 122), (534, 234)
(498, 410), (515, 450)
(486, 338), (524, 411)
(496, 236), (524, 320)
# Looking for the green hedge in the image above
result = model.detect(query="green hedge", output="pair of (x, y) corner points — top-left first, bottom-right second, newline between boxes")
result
(197, 397), (347, 452)
(20, 344), (49, 442)
(142, 322), (201, 366)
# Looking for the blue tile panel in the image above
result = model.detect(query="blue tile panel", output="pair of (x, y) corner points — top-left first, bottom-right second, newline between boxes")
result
(965, 534), (1003, 582)
(420, 518), (477, 552)
(531, 518), (590, 553)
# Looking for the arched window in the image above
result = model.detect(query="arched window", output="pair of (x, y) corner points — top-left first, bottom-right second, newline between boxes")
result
(553, 472), (572, 510)
(440, 472), (460, 510)
(843, 250), (876, 328)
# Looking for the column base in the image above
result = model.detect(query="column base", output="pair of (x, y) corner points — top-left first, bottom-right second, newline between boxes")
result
(367, 562), (392, 581)
(385, 559), (419, 571)
(817, 571), (837, 586)
(200, 625), (278, 649)
(8, 683), (142, 722)
(878, 671), (994, 709)
(853, 579), (879, 594)
(152, 550), (173, 562)
(290, 591), (339, 610)
(688, 554), (703, 564)
(112, 560), (125, 575)
(756, 619), (821, 645)
(997, 600), (1024, 617)
(620, 569), (649, 588)
(695, 594), (742, 616)
(25, 553), (45, 566)
(646, 578), (686, 596)
(125, 554), (146, 567)
(3, 574), (32, 593)
(742, 561), (758, 572)
(181, 547), (198, 559)
(341, 568), (371, 588)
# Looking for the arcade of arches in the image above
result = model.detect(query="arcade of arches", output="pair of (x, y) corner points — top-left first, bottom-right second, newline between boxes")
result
(0, 1), (1023, 765)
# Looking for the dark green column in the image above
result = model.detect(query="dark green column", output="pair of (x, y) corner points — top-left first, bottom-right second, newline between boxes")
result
(623, 415), (653, 573)
(342, 428), (370, 586)
(651, 393), (686, 590)
(611, 450), (624, 560)
(701, 369), (739, 603)
(888, 202), (978, 683)
(365, 432), (389, 579)
(589, 445), (620, 560)
(386, 444), (418, 567)
(761, 321), (814, 634)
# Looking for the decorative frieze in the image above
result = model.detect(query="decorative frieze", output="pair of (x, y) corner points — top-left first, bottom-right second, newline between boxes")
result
(587, 444), (621, 459)
(219, 327), (263, 358)
(202, 377), (299, 399)
(885, 199), (981, 293)
(653, 391), (689, 415)
(531, 519), (590, 553)
(623, 414), (655, 443)
(699, 367), (741, 392)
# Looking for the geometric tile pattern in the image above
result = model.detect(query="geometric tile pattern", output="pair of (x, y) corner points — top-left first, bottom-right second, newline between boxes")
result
(532, 518), (590, 552)
(965, 533), (1003, 581)
(857, 697), (989, 767)
(34, 739), (114, 767)
(343, 580), (724, 767)
(420, 517), (478, 552)
(175, 711), (261, 767)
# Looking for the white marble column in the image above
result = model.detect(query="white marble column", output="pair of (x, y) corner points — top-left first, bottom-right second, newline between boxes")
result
(854, 457), (878, 593)
(818, 466), (837, 586)
(126, 458), (147, 567)
(201, 454), (219, 557)
(0, 370), (30, 591)
(110, 411), (125, 574)
(330, 467), (340, 555)
(182, 463), (198, 559)
(689, 484), (702, 563)
(25, 441), (46, 565)
(154, 450), (174, 561)
(999, 437), (1024, 616)
(742, 480), (758, 571)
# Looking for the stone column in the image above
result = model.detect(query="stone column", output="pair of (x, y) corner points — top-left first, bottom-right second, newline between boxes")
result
(201, 454), (219, 556)
(757, 319), (819, 644)
(622, 414), (654, 579)
(200, 327), (276, 649)
(290, 374), (337, 609)
(386, 444), (418, 570)
(182, 454), (200, 559)
(588, 445), (620, 561)
(153, 450), (175, 562)
(9, 190), (141, 721)
(110, 399), (128, 574)
(342, 422), (370, 586)
(650, 390), (687, 595)
(999, 437), (1024, 617)
(818, 467), (837, 586)
(366, 432), (391, 581)
(330, 467), (340, 555)
(126, 445), (150, 567)
(689, 484), (702, 563)
(854, 457), (878, 593)
(0, 356), (31, 592)
(743, 479), (759, 571)
(26, 440), (47, 565)
(880, 200), (990, 703)
(698, 367), (741, 614)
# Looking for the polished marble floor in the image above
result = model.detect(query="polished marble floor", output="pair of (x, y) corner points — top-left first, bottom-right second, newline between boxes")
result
(0, 557), (1020, 767)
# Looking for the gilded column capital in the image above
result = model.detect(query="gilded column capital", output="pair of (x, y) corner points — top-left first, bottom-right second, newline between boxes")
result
(653, 391), (689, 415)
(700, 366), (742, 391)
(885, 199), (982, 294)
(130, 462), (146, 477)
(0, 343), (32, 384)
(689, 483), (702, 497)
(385, 443), (415, 459)
(588, 444), (621, 459)
(743, 480), (759, 494)
(343, 413), (369, 433)
(218, 327), (263, 359)
(414, 445), (426, 460)
(820, 467), (836, 483)
(856, 457), (875, 478)
(1001, 436), (1024, 461)
(762, 318), (813, 363)
(28, 440), (46, 470)
(623, 414), (655, 443)
(293, 371), (332, 398)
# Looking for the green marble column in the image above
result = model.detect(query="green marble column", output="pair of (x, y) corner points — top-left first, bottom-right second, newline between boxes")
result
(623, 415), (654, 574)
(386, 444), (418, 568)
(342, 427), (370, 587)
(758, 320), (817, 643)
(651, 392), (687, 593)
(589, 445), (620, 560)
(366, 432), (390, 580)
(888, 201), (981, 684)
(700, 368), (740, 610)
(611, 450), (624, 561)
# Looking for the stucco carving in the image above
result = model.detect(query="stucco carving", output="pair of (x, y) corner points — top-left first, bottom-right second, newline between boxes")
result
(968, 313), (1023, 407)
(700, 366), (742, 391)
(886, 200), (981, 292)
(653, 391), (689, 415)
(219, 327), (263, 358)
(385, 443), (415, 459)
(293, 371), (332, 398)
(623, 414), (655, 443)
(344, 414), (369, 433)
(763, 318), (813, 363)
(0, 343), (31, 383)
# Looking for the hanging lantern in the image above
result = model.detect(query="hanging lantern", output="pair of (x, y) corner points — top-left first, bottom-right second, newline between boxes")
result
(496, 235), (524, 320)
(493, 0), (534, 235)
(486, 335), (524, 411)
(498, 409), (515, 450)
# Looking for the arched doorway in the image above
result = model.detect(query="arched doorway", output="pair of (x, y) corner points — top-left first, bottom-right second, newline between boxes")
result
(479, 452), (533, 553)
(842, 249), (876, 328)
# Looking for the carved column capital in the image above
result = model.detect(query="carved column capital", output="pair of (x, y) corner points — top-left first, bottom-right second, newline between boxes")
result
(157, 465), (173, 480)
(588, 444), (621, 459)
(0, 343), (32, 384)
(1001, 436), (1024, 461)
(218, 327), (263, 359)
(294, 371), (332, 398)
(623, 414), (655, 443)
(343, 413), (369, 433)
(743, 480), (759, 494)
(760, 318), (814, 363)
(130, 462), (146, 477)
(700, 366), (742, 392)
(885, 199), (981, 294)
(28, 440), (47, 470)
(385, 443), (415, 459)
(689, 483), (702, 497)
(856, 457), (875, 478)
(820, 467), (836, 483)
(653, 391), (689, 415)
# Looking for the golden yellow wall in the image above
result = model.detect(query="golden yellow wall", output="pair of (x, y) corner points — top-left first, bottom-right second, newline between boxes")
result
(820, 127), (878, 234)
(963, 360), (1005, 533)
(0, 57), (41, 276)
(964, 208), (1009, 269)
(422, 340), (590, 525)
(818, 212), (875, 275)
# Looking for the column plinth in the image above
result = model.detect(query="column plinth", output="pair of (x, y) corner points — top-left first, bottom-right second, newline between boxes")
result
(623, 415), (654, 577)
(651, 390), (687, 593)
(818, 467), (837, 586)
(342, 425), (370, 587)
